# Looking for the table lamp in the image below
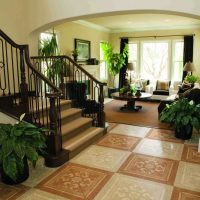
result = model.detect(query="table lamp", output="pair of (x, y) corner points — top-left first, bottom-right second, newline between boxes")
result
(127, 63), (135, 83)
(183, 61), (195, 75)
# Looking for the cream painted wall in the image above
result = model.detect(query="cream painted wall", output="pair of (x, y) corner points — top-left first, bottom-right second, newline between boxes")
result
(0, 0), (26, 43)
(54, 22), (110, 59)
(110, 29), (200, 76)
(24, 0), (200, 34)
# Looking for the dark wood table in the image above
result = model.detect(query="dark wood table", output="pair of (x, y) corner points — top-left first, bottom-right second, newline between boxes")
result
(111, 92), (152, 111)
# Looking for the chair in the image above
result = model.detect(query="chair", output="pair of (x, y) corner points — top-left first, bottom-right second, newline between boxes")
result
(153, 80), (171, 96)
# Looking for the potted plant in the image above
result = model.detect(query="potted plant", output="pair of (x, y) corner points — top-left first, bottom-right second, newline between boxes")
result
(101, 42), (128, 92)
(184, 74), (199, 86)
(71, 48), (79, 62)
(0, 113), (47, 184)
(160, 98), (200, 140)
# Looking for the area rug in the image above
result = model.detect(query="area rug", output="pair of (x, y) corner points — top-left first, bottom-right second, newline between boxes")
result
(105, 100), (170, 129)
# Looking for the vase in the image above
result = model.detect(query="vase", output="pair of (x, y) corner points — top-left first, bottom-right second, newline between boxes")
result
(175, 124), (193, 140)
(1, 157), (29, 185)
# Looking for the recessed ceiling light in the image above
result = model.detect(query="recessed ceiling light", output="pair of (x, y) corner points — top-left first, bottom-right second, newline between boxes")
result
(164, 19), (170, 22)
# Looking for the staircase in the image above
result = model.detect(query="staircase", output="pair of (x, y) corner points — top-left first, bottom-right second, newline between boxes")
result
(59, 100), (106, 159)
(0, 29), (107, 167)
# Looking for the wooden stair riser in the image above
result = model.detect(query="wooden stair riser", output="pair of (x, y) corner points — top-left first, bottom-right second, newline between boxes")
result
(61, 111), (82, 124)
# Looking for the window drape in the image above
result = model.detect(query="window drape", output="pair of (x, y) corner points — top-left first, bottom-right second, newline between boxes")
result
(119, 38), (128, 89)
(182, 36), (193, 80)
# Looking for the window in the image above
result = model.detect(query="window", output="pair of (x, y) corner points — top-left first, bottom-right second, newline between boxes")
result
(141, 41), (169, 80)
(172, 40), (184, 81)
(128, 39), (183, 81)
(100, 42), (108, 80)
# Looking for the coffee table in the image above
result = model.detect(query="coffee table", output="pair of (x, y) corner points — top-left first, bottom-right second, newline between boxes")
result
(111, 92), (152, 111)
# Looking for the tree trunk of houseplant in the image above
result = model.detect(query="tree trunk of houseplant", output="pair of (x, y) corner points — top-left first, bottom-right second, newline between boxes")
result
(175, 124), (193, 140)
(1, 157), (29, 185)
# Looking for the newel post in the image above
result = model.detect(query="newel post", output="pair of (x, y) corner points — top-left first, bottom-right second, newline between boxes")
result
(97, 84), (105, 127)
(19, 48), (29, 115)
(45, 93), (69, 167)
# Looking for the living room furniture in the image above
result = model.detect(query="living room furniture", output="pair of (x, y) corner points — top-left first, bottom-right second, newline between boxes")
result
(153, 80), (171, 96)
(111, 92), (152, 111)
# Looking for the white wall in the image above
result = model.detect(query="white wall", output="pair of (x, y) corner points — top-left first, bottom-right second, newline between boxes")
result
(0, 0), (26, 43)
(24, 0), (200, 34)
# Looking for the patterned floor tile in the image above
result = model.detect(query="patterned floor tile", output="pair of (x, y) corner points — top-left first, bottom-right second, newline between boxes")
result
(96, 134), (141, 151)
(133, 138), (184, 160)
(36, 163), (112, 200)
(147, 128), (184, 143)
(107, 122), (117, 132)
(175, 161), (200, 192)
(109, 124), (151, 138)
(171, 187), (200, 200)
(94, 173), (173, 200)
(119, 153), (178, 185)
(71, 145), (131, 172)
(182, 145), (200, 164)
(22, 157), (58, 187)
(16, 188), (68, 200)
(0, 182), (29, 200)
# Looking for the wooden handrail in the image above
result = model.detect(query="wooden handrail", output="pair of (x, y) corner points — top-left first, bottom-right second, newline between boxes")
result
(31, 55), (107, 87)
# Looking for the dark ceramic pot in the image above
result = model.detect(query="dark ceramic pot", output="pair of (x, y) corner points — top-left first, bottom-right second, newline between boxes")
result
(175, 124), (193, 140)
(1, 157), (29, 185)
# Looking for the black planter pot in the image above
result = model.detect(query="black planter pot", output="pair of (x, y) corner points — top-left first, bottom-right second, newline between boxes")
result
(175, 125), (193, 140)
(1, 157), (29, 185)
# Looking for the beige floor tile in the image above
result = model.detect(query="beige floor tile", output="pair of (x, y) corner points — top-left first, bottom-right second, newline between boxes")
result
(94, 173), (173, 200)
(175, 161), (200, 192)
(133, 138), (184, 160)
(16, 188), (68, 200)
(184, 133), (199, 146)
(110, 124), (151, 138)
(22, 157), (58, 187)
(70, 145), (131, 172)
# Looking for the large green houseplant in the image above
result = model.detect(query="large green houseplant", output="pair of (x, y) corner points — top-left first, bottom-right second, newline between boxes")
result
(101, 42), (128, 88)
(160, 98), (200, 139)
(0, 114), (47, 184)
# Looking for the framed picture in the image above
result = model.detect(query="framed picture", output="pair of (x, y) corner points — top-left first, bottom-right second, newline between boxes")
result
(75, 39), (91, 62)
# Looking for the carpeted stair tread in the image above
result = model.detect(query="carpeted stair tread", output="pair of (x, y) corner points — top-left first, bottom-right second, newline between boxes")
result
(61, 117), (93, 136)
(61, 108), (82, 119)
(63, 127), (104, 151)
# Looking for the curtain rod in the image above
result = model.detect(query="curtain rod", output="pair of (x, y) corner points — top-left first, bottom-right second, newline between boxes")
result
(120, 34), (195, 39)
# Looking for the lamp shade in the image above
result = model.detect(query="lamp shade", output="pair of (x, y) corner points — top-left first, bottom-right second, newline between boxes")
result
(183, 62), (195, 72)
(127, 63), (134, 71)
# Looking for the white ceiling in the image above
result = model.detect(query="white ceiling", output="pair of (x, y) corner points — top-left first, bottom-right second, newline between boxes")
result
(74, 14), (200, 33)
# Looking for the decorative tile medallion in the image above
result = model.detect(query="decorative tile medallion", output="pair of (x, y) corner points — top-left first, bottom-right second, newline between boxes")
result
(181, 145), (200, 164)
(175, 161), (200, 192)
(96, 134), (140, 151)
(119, 153), (178, 184)
(171, 187), (200, 200)
(133, 138), (184, 160)
(109, 124), (151, 138)
(147, 128), (184, 143)
(36, 163), (112, 200)
(0, 182), (29, 200)
(94, 173), (173, 200)
(71, 145), (131, 172)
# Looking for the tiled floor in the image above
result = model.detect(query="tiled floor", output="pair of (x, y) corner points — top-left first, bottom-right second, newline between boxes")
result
(1, 123), (200, 200)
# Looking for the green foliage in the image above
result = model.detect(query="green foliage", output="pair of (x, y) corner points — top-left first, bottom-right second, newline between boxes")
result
(184, 74), (199, 84)
(160, 98), (200, 131)
(71, 49), (79, 56)
(120, 83), (137, 95)
(0, 114), (47, 181)
(39, 32), (58, 56)
(101, 42), (129, 86)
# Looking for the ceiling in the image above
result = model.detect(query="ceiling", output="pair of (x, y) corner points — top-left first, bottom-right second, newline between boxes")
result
(74, 14), (200, 33)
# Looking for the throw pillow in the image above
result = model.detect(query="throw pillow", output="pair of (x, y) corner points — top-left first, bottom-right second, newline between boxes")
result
(156, 80), (170, 90)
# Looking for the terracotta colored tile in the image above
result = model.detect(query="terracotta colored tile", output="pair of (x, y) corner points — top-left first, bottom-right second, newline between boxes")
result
(96, 134), (141, 151)
(171, 187), (200, 200)
(147, 128), (184, 143)
(36, 163), (113, 200)
(182, 145), (200, 164)
(119, 153), (179, 185)
(0, 182), (29, 200)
